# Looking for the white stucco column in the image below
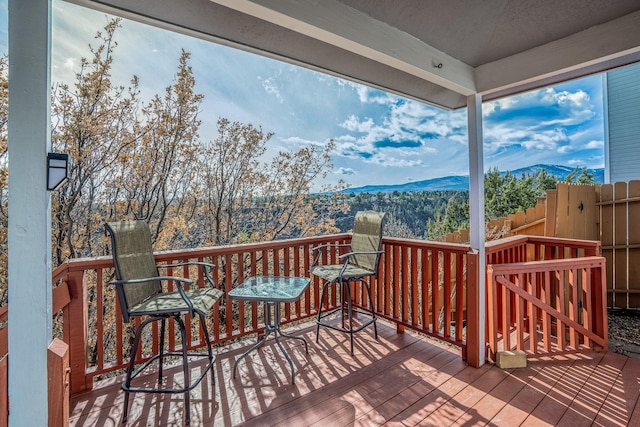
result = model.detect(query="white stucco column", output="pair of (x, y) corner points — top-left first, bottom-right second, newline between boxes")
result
(7, 0), (53, 425)
(467, 93), (486, 366)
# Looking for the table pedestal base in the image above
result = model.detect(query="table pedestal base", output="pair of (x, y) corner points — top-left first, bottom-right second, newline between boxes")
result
(232, 301), (308, 384)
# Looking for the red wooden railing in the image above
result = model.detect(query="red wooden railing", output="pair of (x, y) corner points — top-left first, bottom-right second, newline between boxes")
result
(0, 232), (607, 415)
(0, 284), (71, 426)
(49, 234), (473, 394)
(376, 237), (471, 347)
(486, 235), (601, 264)
(485, 236), (607, 358)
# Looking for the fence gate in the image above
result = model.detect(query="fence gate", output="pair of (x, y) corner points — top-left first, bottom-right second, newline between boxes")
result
(599, 180), (640, 309)
(553, 182), (598, 241)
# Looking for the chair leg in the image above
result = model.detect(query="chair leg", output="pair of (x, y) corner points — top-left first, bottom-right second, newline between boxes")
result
(363, 279), (378, 339)
(122, 319), (149, 424)
(345, 280), (355, 355)
(158, 318), (166, 385)
(175, 316), (191, 425)
(120, 314), (215, 425)
(316, 280), (330, 343)
(199, 312), (216, 391)
(340, 281), (346, 330)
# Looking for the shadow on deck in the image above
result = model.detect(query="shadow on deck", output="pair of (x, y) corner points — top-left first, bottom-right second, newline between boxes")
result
(70, 321), (640, 426)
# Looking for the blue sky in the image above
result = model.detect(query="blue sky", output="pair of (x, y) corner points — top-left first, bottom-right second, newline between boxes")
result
(0, 0), (605, 190)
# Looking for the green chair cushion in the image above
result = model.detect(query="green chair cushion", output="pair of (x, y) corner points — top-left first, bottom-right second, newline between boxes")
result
(130, 286), (224, 317)
(309, 264), (374, 282)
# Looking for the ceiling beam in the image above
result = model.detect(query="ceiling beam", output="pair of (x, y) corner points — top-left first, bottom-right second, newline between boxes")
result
(209, 0), (477, 96)
(477, 10), (640, 97)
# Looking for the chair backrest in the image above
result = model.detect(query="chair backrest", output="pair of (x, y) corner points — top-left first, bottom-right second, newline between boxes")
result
(105, 220), (162, 322)
(349, 211), (386, 272)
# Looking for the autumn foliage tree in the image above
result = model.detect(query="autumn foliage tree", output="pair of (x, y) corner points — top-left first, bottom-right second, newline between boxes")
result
(51, 19), (140, 264)
(197, 118), (346, 247)
(104, 49), (204, 250)
(45, 18), (344, 267)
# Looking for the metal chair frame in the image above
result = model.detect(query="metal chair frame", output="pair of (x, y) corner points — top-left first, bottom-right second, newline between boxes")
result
(311, 211), (386, 355)
(106, 221), (222, 425)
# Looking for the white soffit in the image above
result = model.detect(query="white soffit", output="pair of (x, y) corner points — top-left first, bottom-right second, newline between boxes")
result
(477, 10), (640, 100)
(64, 0), (640, 109)
(209, 0), (477, 96)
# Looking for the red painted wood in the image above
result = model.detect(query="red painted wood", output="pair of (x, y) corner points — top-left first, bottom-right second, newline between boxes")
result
(431, 250), (439, 332)
(393, 245), (400, 320)
(411, 247), (419, 326)
(421, 249), (429, 330)
(384, 243), (391, 316)
(48, 338), (69, 427)
(401, 246), (409, 323)
(443, 251), (451, 338)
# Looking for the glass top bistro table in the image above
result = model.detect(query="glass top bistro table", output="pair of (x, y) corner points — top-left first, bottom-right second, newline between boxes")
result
(228, 276), (311, 384)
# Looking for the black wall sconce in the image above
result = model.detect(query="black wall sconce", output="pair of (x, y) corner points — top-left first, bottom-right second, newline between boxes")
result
(47, 152), (69, 191)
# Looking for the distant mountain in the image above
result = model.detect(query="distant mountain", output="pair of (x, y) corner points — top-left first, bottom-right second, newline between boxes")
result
(341, 164), (604, 194)
(341, 175), (470, 194)
(509, 164), (604, 183)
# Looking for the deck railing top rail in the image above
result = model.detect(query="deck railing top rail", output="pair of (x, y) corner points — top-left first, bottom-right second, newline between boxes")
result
(52, 233), (354, 280)
(485, 234), (601, 255)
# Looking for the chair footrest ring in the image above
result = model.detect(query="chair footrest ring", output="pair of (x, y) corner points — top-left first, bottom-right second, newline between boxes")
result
(123, 352), (215, 394)
(316, 308), (377, 334)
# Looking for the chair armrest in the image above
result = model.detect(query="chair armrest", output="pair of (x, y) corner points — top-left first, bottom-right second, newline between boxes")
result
(338, 250), (384, 261)
(310, 243), (351, 268)
(310, 243), (350, 252)
(109, 276), (196, 314)
(332, 250), (384, 278)
(109, 276), (194, 287)
(156, 261), (217, 289)
(158, 261), (215, 269)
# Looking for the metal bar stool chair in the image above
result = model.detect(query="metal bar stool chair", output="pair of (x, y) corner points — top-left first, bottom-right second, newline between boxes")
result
(105, 220), (223, 425)
(310, 211), (386, 355)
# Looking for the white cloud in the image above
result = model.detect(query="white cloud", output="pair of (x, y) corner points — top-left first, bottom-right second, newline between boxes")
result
(558, 145), (574, 154)
(366, 155), (423, 168)
(63, 57), (77, 70)
(334, 167), (356, 175)
(259, 76), (283, 103)
(280, 136), (323, 147)
(584, 140), (604, 149)
(352, 85), (397, 105)
(340, 115), (375, 133)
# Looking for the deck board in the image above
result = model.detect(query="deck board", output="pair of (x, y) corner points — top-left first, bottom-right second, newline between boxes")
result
(70, 321), (640, 426)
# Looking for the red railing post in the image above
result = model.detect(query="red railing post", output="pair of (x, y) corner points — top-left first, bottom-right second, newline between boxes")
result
(466, 250), (481, 367)
(48, 338), (69, 427)
(63, 269), (91, 393)
(595, 259), (608, 343)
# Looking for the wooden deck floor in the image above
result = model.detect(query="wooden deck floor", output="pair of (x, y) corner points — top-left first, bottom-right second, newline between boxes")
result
(70, 321), (640, 426)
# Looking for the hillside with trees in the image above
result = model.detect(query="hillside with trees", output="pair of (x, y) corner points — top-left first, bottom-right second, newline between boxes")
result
(331, 166), (595, 240)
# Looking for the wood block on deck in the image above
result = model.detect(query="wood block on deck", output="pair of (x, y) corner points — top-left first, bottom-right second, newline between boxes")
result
(496, 350), (527, 369)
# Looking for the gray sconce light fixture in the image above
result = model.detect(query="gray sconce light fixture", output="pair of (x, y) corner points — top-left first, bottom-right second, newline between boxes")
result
(47, 152), (69, 191)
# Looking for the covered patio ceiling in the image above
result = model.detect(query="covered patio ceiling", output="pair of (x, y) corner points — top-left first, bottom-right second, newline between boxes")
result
(67, 0), (640, 110)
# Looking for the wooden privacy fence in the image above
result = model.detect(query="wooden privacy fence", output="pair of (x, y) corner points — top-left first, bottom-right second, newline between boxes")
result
(598, 180), (640, 309)
(441, 201), (547, 244)
(485, 236), (607, 359)
(442, 180), (640, 309)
